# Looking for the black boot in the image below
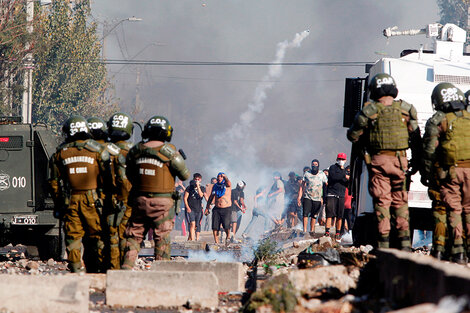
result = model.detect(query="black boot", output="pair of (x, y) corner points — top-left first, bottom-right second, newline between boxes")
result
(451, 252), (467, 265)
(431, 249), (444, 261)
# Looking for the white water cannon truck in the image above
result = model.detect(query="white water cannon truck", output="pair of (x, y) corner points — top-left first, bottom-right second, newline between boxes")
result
(343, 23), (470, 246)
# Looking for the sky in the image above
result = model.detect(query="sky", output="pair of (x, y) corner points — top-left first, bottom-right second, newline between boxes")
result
(90, 0), (440, 194)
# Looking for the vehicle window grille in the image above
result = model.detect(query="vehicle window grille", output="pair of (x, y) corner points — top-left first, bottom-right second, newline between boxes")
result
(0, 136), (23, 149)
(434, 74), (470, 85)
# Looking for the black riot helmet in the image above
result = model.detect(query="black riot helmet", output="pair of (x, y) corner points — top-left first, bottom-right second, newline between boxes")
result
(142, 115), (173, 142)
(465, 89), (470, 107)
(431, 82), (466, 113)
(368, 73), (398, 101)
(107, 112), (133, 141)
(62, 115), (91, 142)
(87, 117), (108, 141)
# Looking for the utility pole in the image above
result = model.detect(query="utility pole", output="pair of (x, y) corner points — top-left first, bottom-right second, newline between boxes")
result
(21, 0), (34, 124)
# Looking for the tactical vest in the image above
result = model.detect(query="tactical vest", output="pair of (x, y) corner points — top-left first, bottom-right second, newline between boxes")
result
(59, 140), (100, 191)
(368, 101), (409, 151)
(441, 110), (470, 166)
(131, 143), (175, 193)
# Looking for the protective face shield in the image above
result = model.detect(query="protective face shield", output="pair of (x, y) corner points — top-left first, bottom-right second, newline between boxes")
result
(107, 112), (133, 141)
(142, 115), (173, 142)
(431, 83), (466, 112)
(368, 73), (398, 101)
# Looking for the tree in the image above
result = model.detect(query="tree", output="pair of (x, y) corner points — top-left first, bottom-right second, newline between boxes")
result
(0, 0), (38, 116)
(33, 0), (118, 131)
(437, 0), (469, 29)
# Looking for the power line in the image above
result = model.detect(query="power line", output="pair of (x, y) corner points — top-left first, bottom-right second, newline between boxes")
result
(108, 71), (345, 83)
(46, 59), (370, 67)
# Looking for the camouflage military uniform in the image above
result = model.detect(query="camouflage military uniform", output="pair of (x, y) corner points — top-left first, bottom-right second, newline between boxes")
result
(421, 118), (449, 258)
(94, 139), (128, 269)
(423, 110), (470, 261)
(348, 93), (420, 250)
(114, 140), (133, 265)
(49, 139), (110, 273)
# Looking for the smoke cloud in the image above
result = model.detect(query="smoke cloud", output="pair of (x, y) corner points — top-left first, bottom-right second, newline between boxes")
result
(216, 30), (310, 143)
(91, 1), (439, 234)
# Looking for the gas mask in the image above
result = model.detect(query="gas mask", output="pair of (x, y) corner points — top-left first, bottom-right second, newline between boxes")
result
(311, 165), (319, 175)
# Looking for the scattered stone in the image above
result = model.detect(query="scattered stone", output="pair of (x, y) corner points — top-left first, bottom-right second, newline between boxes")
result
(318, 236), (333, 248)
(26, 261), (39, 270)
(18, 259), (28, 268)
(47, 258), (55, 266)
(360, 245), (373, 254)
(288, 265), (357, 294)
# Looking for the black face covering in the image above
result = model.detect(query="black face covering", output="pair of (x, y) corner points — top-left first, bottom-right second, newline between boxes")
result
(311, 159), (320, 175)
(189, 180), (196, 187)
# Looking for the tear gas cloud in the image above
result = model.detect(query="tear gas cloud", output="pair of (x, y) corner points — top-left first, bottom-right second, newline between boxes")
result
(91, 1), (439, 230)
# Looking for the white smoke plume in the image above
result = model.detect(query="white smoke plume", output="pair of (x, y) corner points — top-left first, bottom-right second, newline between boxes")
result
(206, 30), (310, 238)
(215, 30), (310, 142)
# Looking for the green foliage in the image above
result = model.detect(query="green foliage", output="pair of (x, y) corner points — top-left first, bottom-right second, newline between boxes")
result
(32, 0), (118, 132)
(254, 238), (282, 270)
(437, 0), (469, 28)
(0, 0), (36, 115)
(241, 274), (298, 313)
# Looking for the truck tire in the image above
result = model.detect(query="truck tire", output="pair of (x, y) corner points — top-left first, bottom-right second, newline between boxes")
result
(38, 233), (65, 261)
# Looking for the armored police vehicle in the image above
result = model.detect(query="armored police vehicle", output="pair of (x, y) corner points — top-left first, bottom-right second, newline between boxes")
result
(0, 116), (62, 259)
(343, 23), (470, 245)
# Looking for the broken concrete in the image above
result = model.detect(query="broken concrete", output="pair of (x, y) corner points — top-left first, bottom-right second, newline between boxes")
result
(106, 270), (219, 308)
(286, 265), (359, 294)
(151, 260), (245, 292)
(70, 273), (106, 291)
(376, 249), (470, 305)
(0, 274), (89, 313)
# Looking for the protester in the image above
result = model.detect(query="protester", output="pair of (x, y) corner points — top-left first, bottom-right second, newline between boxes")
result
(205, 173), (232, 244)
(202, 177), (217, 231)
(298, 159), (328, 235)
(230, 181), (247, 241)
(284, 172), (301, 228)
(325, 153), (349, 241)
(184, 173), (207, 241)
(266, 172), (285, 228)
(173, 179), (187, 235)
(242, 186), (269, 238)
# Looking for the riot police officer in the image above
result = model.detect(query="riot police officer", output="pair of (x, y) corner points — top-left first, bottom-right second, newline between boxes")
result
(421, 83), (469, 264)
(347, 73), (421, 251)
(87, 116), (127, 269)
(107, 113), (134, 267)
(122, 116), (189, 269)
(49, 116), (111, 273)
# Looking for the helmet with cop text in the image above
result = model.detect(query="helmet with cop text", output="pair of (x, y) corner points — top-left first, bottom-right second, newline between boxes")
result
(431, 82), (465, 112)
(368, 73), (398, 101)
(62, 115), (90, 141)
(107, 112), (133, 141)
(142, 115), (173, 142)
